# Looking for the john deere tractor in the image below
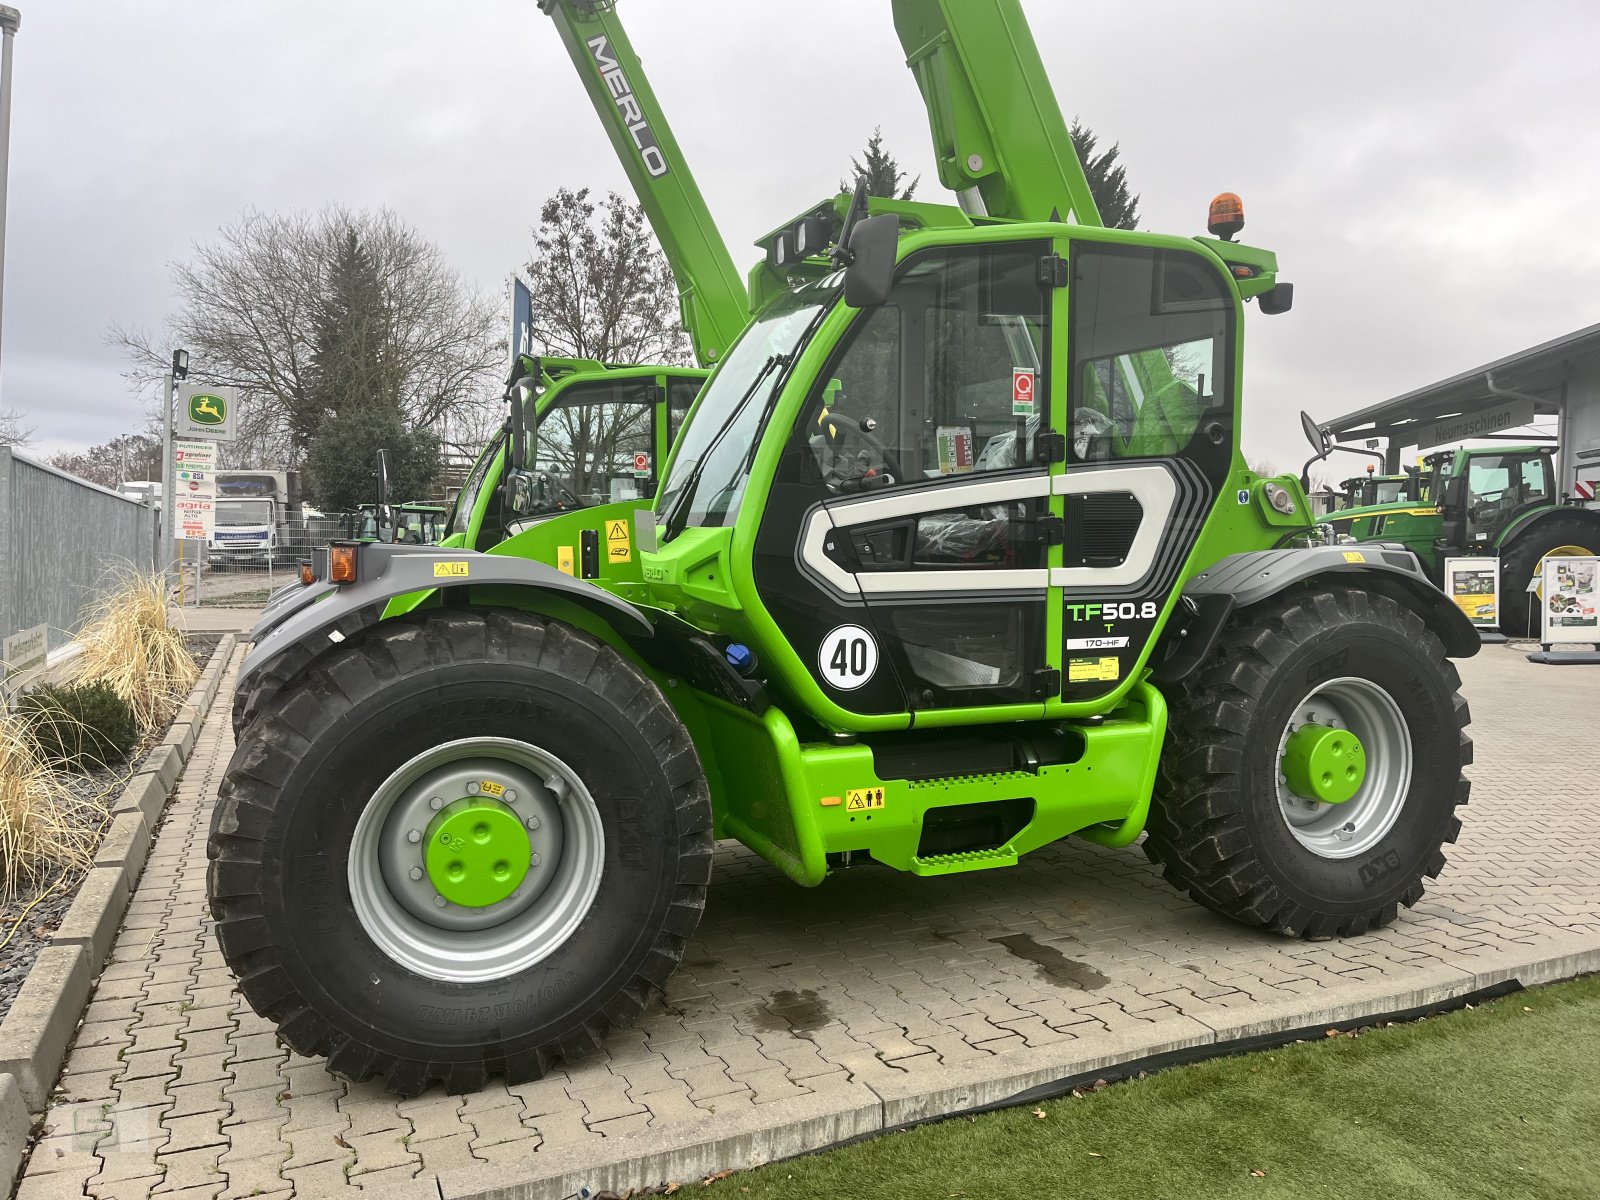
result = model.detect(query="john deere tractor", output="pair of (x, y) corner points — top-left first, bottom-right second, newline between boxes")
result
(1322, 440), (1600, 634)
(209, 0), (1479, 1095)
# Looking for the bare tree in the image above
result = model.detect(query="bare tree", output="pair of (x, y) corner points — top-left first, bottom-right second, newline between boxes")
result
(49, 431), (162, 488)
(526, 189), (689, 367)
(114, 207), (501, 467)
(0, 406), (32, 447)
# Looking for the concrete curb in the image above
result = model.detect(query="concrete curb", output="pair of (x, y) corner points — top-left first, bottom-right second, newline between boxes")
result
(0, 1075), (30, 1197)
(435, 940), (1600, 1200)
(0, 634), (235, 1187)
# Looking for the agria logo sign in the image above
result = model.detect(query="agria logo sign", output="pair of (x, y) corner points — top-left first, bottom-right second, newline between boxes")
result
(187, 393), (227, 426)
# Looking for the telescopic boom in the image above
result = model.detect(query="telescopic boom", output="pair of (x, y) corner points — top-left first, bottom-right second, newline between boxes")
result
(538, 0), (749, 365)
(892, 0), (1103, 225)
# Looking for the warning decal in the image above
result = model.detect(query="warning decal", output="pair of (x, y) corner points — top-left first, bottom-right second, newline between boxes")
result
(606, 520), (632, 563)
(1343, 551), (1366, 563)
(1067, 656), (1121, 683)
(1012, 367), (1036, 416)
(479, 780), (505, 797)
(432, 561), (470, 578)
(844, 787), (885, 812)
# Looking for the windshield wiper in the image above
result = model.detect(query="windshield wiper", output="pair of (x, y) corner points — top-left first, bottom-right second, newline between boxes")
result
(660, 353), (783, 544)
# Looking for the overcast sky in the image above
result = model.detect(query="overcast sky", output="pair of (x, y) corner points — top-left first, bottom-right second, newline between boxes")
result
(4, 0), (1597, 470)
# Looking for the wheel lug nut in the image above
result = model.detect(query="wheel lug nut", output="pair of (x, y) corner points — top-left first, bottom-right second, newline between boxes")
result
(527, 815), (541, 830)
(407, 829), (421, 844)
(433, 895), (447, 908)
(504, 789), (518, 803)
(429, 796), (444, 811)
(467, 783), (480, 795)
(408, 866), (423, 881)
(531, 854), (541, 867)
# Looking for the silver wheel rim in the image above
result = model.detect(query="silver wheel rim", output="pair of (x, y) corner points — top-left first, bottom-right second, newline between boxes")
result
(348, 736), (604, 983)
(1274, 676), (1412, 860)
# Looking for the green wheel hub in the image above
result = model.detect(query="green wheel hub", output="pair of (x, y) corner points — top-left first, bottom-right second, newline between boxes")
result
(424, 799), (532, 908)
(1281, 723), (1366, 805)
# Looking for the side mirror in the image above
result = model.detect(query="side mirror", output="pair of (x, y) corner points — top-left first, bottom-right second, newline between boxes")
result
(508, 374), (537, 472)
(843, 214), (899, 309)
(1258, 281), (1294, 315)
(1300, 410), (1332, 458)
(1297, 409), (1331, 491)
(506, 469), (537, 516)
(374, 449), (395, 543)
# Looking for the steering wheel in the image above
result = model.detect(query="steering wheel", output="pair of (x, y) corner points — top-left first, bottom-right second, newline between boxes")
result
(818, 415), (906, 491)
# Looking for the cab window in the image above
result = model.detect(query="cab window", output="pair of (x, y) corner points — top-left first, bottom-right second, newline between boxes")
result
(1068, 243), (1233, 460)
(800, 243), (1049, 493)
(667, 377), (700, 447)
(535, 380), (656, 504)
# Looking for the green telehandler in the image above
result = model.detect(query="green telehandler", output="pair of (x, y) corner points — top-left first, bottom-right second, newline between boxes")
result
(211, 0), (1479, 1095)
(1319, 439), (1600, 634)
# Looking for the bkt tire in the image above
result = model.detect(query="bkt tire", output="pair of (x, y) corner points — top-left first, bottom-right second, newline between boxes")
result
(207, 610), (713, 1095)
(1143, 587), (1470, 938)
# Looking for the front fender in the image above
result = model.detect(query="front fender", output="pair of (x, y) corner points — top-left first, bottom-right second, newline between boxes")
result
(1152, 543), (1479, 683)
(235, 544), (652, 732)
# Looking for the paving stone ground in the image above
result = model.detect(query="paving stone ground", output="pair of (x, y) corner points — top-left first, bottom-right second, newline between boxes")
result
(17, 642), (1600, 1199)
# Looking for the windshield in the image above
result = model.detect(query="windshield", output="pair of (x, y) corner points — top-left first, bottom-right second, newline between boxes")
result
(446, 431), (504, 538)
(656, 276), (840, 530)
(215, 499), (273, 526)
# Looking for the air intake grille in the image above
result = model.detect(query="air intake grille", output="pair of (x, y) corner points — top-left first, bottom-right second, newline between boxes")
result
(1063, 491), (1143, 568)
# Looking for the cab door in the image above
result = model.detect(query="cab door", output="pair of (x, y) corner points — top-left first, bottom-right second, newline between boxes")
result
(1053, 234), (1240, 702)
(753, 240), (1060, 719)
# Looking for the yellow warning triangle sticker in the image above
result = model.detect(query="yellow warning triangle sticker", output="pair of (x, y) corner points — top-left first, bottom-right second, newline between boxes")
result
(607, 521), (628, 540)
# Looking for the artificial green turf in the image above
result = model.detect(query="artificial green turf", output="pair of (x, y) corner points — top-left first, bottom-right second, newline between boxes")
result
(731, 975), (1600, 1200)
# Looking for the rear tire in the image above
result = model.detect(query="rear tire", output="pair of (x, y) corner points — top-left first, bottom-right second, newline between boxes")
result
(1496, 513), (1600, 636)
(1143, 586), (1471, 938)
(208, 609), (712, 1095)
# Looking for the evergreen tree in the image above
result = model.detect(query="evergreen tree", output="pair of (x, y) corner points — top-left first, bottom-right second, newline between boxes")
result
(294, 229), (391, 449)
(1069, 119), (1140, 230)
(303, 404), (441, 514)
(841, 128), (919, 200)
(300, 228), (441, 511)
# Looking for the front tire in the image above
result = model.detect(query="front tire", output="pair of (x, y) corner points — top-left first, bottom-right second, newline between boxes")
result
(1144, 587), (1471, 938)
(208, 609), (712, 1095)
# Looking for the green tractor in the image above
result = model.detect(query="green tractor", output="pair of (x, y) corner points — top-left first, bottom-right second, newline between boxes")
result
(210, 0), (1480, 1095)
(1335, 468), (1420, 512)
(1321, 441), (1600, 634)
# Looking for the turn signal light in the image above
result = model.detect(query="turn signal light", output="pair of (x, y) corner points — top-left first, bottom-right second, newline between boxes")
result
(299, 561), (316, 586)
(329, 544), (358, 584)
(1208, 192), (1245, 241)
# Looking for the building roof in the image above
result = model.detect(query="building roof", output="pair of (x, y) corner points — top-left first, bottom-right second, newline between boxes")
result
(1324, 320), (1600, 446)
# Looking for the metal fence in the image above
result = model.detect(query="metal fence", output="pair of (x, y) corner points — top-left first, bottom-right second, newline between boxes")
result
(0, 447), (157, 651)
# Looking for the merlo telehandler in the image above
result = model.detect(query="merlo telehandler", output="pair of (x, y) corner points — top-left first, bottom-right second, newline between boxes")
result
(210, 0), (1479, 1094)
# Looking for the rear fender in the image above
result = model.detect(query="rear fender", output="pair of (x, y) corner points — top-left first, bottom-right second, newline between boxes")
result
(1151, 544), (1479, 684)
(235, 545), (652, 733)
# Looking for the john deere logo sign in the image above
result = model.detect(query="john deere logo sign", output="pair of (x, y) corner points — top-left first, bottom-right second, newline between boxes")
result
(188, 393), (226, 425)
(177, 383), (238, 442)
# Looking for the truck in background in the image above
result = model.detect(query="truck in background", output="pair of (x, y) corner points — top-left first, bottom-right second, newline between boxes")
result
(208, 471), (301, 566)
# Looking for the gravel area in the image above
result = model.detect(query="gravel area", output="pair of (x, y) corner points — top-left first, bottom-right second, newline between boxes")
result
(0, 633), (220, 1020)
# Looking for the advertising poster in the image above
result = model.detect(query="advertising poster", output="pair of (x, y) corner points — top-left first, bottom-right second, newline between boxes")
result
(1442, 557), (1500, 628)
(1541, 556), (1600, 645)
(173, 438), (217, 540)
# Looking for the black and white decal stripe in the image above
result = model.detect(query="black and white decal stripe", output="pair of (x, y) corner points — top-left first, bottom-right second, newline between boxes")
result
(795, 464), (1186, 601)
